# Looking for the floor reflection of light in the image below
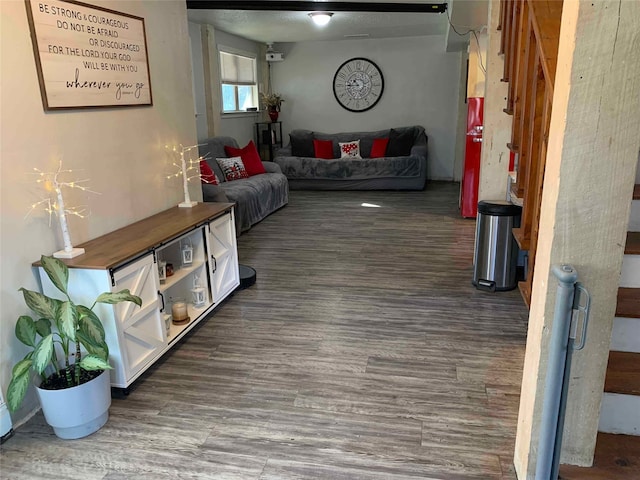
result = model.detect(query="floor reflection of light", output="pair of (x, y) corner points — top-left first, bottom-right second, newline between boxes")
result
(361, 203), (381, 208)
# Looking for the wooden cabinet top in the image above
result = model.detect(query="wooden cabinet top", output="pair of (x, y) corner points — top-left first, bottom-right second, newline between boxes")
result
(36, 203), (234, 270)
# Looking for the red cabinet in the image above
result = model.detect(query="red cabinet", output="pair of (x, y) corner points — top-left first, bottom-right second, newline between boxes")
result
(460, 97), (484, 218)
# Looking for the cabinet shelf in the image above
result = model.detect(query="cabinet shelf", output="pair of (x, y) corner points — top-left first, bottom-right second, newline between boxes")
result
(159, 260), (206, 293)
(167, 303), (211, 345)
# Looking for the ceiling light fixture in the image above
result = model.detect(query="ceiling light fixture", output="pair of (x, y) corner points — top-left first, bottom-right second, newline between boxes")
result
(309, 12), (333, 26)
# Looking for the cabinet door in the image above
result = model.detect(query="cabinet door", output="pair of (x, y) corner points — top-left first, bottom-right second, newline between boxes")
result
(207, 211), (240, 303)
(112, 253), (165, 382)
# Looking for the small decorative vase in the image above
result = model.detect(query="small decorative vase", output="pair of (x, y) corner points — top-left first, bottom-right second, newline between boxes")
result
(268, 108), (279, 123)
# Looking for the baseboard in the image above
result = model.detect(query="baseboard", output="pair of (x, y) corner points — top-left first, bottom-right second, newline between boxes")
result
(1, 428), (14, 444)
(598, 392), (640, 435)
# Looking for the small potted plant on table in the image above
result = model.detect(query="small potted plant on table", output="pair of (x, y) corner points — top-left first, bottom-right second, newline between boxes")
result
(260, 92), (284, 122)
(7, 255), (141, 439)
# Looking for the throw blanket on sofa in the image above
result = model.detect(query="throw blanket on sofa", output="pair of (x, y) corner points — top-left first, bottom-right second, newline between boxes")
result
(199, 136), (289, 234)
(275, 156), (422, 180)
(274, 125), (427, 190)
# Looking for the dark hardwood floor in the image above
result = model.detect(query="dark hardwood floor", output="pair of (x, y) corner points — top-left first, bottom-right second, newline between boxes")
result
(0, 182), (529, 479)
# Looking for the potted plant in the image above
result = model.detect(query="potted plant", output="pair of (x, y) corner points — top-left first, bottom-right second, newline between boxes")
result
(6, 255), (141, 439)
(260, 92), (284, 122)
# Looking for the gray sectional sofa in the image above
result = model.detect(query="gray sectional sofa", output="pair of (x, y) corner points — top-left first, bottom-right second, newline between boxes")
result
(274, 125), (428, 190)
(198, 136), (288, 234)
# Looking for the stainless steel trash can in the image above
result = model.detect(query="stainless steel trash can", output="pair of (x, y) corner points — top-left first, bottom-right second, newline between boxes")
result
(472, 200), (522, 292)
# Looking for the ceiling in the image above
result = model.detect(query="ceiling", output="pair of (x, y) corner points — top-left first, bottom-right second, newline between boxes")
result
(186, 0), (488, 50)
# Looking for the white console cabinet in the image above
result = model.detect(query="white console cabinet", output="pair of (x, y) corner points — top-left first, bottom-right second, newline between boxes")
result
(36, 204), (239, 389)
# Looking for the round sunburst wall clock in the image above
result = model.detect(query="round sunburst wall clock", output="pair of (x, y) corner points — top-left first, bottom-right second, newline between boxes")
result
(332, 57), (384, 112)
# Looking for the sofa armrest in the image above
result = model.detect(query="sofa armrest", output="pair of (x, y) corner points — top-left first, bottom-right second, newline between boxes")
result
(410, 132), (428, 159)
(201, 183), (229, 203)
(276, 145), (292, 157)
(263, 161), (283, 174)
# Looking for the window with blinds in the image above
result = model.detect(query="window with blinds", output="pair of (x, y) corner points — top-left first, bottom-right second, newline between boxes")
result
(219, 51), (258, 113)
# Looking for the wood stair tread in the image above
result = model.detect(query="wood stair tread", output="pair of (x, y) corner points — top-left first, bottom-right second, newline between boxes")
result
(627, 232), (640, 255)
(604, 351), (640, 396)
(634, 184), (640, 200)
(512, 227), (530, 250)
(559, 433), (640, 480)
(616, 288), (640, 318)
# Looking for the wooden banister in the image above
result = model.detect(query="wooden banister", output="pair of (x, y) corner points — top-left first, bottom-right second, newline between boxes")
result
(500, 0), (563, 305)
(529, 0), (563, 92)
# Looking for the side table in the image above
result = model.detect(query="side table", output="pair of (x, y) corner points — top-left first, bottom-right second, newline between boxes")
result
(255, 121), (283, 161)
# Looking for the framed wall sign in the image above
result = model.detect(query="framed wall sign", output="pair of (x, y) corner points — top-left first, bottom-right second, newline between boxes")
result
(25, 0), (153, 110)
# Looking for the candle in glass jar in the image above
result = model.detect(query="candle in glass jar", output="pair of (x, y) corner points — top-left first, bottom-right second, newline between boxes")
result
(171, 300), (188, 321)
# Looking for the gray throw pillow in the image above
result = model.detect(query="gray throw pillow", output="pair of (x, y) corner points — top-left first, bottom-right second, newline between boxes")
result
(290, 130), (314, 157)
(201, 184), (229, 203)
(205, 158), (226, 183)
(386, 128), (415, 156)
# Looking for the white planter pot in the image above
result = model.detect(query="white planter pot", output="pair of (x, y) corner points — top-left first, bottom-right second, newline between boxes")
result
(36, 370), (111, 439)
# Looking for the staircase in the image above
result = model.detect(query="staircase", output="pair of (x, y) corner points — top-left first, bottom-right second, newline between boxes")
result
(559, 170), (640, 477)
(496, 1), (640, 473)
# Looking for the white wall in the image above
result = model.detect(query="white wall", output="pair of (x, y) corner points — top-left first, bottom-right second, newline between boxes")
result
(189, 27), (263, 145)
(0, 0), (197, 425)
(453, 54), (469, 182)
(272, 36), (463, 180)
(467, 31), (488, 99)
(189, 22), (208, 142)
(215, 30), (264, 145)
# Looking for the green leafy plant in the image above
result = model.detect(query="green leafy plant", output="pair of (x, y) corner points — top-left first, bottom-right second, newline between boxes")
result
(7, 255), (142, 412)
(260, 92), (284, 111)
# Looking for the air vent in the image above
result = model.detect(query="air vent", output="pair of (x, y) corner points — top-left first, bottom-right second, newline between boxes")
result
(344, 33), (370, 38)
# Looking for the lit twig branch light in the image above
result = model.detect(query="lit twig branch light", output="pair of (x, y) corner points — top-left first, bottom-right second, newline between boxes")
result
(165, 143), (208, 208)
(27, 161), (100, 259)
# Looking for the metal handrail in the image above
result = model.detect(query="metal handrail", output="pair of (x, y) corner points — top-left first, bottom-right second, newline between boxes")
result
(535, 265), (590, 479)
